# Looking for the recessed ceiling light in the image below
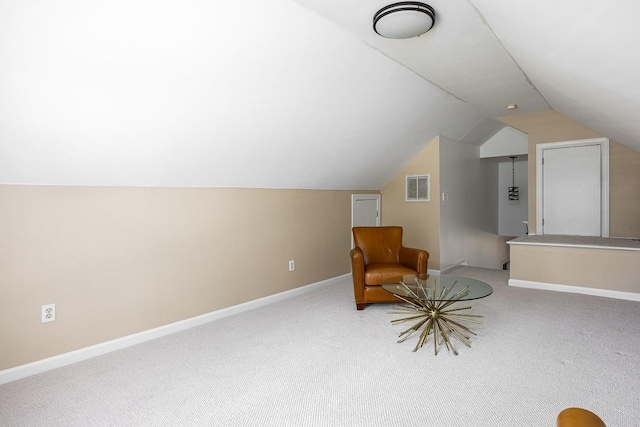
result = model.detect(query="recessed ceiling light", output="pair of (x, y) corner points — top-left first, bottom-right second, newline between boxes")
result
(506, 104), (518, 110)
(373, 2), (436, 39)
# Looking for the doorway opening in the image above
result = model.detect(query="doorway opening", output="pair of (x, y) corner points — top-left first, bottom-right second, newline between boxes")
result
(351, 194), (380, 248)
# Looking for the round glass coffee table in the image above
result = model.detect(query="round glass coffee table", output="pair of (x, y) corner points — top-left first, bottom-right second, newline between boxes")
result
(382, 274), (493, 355)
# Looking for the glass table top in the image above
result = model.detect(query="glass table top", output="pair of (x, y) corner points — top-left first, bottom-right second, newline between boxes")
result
(382, 274), (493, 302)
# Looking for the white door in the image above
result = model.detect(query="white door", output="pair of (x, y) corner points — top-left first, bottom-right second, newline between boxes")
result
(351, 194), (380, 247)
(537, 138), (609, 236)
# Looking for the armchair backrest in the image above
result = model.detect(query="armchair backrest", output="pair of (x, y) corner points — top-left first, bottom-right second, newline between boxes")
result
(352, 226), (403, 265)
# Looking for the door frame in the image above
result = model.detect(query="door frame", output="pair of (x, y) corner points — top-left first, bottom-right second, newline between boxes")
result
(535, 137), (609, 236)
(351, 194), (381, 248)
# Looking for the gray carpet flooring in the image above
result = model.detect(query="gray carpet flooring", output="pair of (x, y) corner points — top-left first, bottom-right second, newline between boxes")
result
(1, 267), (639, 426)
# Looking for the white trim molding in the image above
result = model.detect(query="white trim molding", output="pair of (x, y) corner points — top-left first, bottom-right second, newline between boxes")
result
(509, 279), (640, 302)
(428, 268), (441, 276)
(439, 259), (468, 275)
(0, 274), (350, 385)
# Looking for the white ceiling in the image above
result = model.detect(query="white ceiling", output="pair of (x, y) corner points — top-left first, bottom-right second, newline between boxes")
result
(0, 0), (638, 189)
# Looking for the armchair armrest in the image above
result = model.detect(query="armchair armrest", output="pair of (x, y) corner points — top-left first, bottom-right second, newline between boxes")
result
(399, 247), (429, 274)
(350, 246), (364, 272)
(350, 247), (365, 301)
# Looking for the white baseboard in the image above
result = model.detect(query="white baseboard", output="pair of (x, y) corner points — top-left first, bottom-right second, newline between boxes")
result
(0, 274), (349, 385)
(509, 279), (640, 302)
(440, 259), (468, 275)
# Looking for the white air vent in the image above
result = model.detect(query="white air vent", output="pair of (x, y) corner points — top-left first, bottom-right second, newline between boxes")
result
(406, 174), (430, 202)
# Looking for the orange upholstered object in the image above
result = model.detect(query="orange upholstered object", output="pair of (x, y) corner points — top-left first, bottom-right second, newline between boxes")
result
(557, 408), (605, 427)
(350, 226), (429, 310)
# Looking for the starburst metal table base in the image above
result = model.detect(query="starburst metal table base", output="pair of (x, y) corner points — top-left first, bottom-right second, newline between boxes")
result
(389, 284), (483, 355)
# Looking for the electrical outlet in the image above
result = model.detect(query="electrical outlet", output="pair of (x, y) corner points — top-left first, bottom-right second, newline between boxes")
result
(42, 304), (56, 323)
(288, 260), (295, 272)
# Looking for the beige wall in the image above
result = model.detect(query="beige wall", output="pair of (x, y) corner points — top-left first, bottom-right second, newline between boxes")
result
(0, 185), (356, 370)
(439, 136), (509, 270)
(381, 137), (441, 269)
(609, 142), (640, 237)
(510, 244), (640, 293)
(498, 111), (640, 237)
(380, 135), (511, 271)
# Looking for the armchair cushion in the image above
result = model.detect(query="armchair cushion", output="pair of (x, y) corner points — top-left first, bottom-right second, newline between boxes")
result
(364, 263), (419, 285)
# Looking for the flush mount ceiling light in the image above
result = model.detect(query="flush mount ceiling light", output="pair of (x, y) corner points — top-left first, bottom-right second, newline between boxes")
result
(373, 2), (436, 39)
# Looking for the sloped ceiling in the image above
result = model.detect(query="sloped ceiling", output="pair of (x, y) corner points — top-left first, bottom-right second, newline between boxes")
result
(472, 0), (640, 150)
(0, 0), (637, 189)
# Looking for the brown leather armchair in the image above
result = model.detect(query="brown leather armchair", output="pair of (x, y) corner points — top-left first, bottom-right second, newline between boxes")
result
(350, 226), (429, 310)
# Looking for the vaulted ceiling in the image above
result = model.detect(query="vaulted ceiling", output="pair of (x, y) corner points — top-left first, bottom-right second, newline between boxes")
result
(1, 0), (638, 189)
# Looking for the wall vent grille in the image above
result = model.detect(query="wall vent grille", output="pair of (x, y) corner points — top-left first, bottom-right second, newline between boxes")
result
(406, 174), (430, 202)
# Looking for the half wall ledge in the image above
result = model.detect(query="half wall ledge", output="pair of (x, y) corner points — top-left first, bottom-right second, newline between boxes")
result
(507, 235), (640, 301)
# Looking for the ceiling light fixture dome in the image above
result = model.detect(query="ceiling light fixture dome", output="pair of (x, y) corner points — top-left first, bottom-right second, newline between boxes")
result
(373, 2), (436, 39)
